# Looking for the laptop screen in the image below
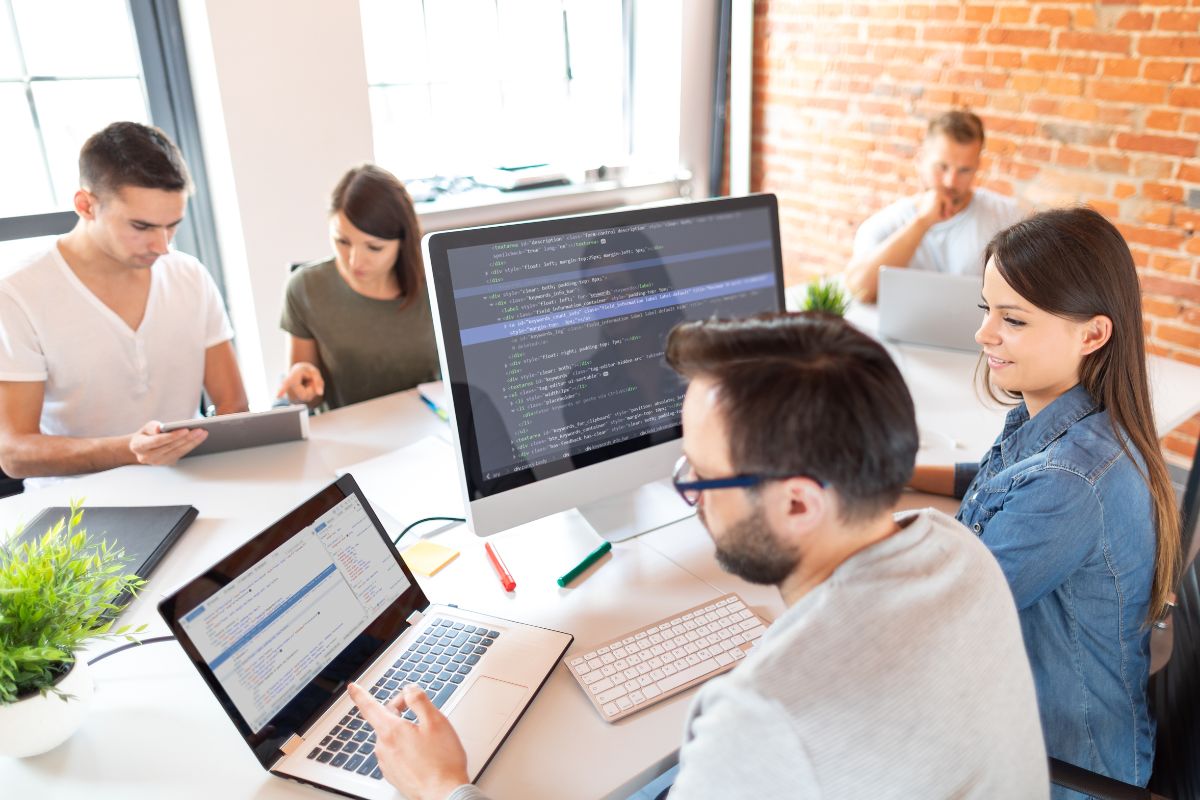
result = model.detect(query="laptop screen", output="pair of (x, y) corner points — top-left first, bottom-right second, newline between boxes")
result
(160, 476), (429, 767)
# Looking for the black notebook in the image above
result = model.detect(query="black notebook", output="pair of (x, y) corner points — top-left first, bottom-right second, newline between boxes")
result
(12, 505), (198, 607)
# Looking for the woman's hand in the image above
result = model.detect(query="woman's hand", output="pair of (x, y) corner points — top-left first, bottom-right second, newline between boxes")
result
(277, 362), (325, 406)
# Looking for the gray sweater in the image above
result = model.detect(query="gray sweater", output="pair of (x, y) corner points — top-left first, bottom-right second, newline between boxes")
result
(447, 508), (1048, 800)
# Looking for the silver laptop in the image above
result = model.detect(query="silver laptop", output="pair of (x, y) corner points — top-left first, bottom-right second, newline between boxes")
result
(160, 474), (571, 799)
(877, 267), (982, 352)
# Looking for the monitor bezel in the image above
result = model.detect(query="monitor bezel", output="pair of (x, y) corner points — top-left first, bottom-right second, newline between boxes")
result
(423, 193), (784, 533)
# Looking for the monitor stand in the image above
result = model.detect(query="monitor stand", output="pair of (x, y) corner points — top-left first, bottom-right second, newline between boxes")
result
(575, 478), (696, 543)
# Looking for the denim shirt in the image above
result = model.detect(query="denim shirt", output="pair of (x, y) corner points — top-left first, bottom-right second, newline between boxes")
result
(954, 384), (1155, 794)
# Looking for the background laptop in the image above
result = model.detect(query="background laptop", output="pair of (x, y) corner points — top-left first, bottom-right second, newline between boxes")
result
(877, 267), (982, 352)
(159, 474), (571, 799)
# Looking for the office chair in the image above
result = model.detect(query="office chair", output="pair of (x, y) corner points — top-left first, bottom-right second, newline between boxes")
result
(1048, 446), (1200, 799)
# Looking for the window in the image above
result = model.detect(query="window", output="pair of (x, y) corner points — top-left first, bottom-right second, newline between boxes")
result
(0, 0), (221, 288)
(360, 0), (627, 182)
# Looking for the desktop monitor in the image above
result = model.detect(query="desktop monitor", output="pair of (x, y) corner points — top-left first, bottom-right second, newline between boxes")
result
(423, 194), (785, 540)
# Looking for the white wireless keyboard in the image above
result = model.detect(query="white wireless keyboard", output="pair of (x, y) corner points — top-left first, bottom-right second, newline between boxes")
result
(567, 593), (769, 722)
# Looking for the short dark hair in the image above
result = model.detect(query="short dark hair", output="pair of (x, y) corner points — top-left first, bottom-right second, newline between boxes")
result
(330, 164), (424, 308)
(927, 110), (985, 146)
(665, 312), (918, 522)
(79, 121), (191, 197)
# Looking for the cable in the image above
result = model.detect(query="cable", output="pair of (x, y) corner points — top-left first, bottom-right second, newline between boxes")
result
(394, 516), (465, 544)
(87, 635), (177, 667)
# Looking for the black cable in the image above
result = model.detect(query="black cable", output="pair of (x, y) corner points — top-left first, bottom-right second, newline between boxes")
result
(394, 516), (465, 544)
(87, 635), (177, 667)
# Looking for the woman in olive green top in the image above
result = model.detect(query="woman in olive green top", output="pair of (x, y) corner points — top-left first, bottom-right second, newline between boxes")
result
(278, 165), (439, 409)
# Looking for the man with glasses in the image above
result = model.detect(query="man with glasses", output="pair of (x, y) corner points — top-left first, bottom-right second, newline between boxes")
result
(348, 312), (1048, 799)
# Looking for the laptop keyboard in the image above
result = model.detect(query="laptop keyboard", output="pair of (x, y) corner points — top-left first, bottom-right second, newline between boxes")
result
(567, 593), (767, 723)
(305, 617), (500, 778)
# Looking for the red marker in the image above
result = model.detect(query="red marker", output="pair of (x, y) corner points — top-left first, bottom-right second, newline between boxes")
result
(485, 541), (516, 592)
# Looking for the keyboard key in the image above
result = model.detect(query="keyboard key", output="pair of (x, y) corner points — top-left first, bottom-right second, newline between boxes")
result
(343, 742), (359, 754)
(331, 753), (348, 768)
(345, 754), (365, 771)
(482, 638), (495, 647)
(431, 683), (457, 709)
(451, 622), (464, 631)
(602, 702), (620, 717)
(353, 730), (369, 742)
(474, 646), (487, 655)
(450, 674), (465, 684)
(317, 751), (333, 763)
(308, 748), (321, 760)
(657, 657), (720, 693)
(466, 654), (481, 665)
(372, 767), (384, 780)
(348, 719), (363, 730)
(336, 729), (352, 740)
(329, 740), (344, 752)
(319, 736), (331, 747)
(357, 753), (379, 776)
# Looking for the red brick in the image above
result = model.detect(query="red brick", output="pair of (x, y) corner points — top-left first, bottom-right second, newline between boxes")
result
(1058, 31), (1131, 54)
(1130, 246), (1151, 268)
(1046, 76), (1085, 96)
(963, 49), (989, 66)
(1150, 254), (1195, 275)
(1160, 11), (1200, 31)
(1144, 297), (1185, 319)
(1061, 101), (1099, 121)
(1139, 36), (1200, 58)
(965, 5), (995, 23)
(1102, 58), (1140, 78)
(1186, 115), (1200, 134)
(1064, 56), (1099, 75)
(1091, 80), (1164, 104)
(1120, 224), (1187, 249)
(924, 26), (982, 43)
(1025, 53), (1063, 71)
(1028, 98), (1060, 115)
(1056, 147), (1090, 167)
(1116, 11), (1153, 30)
(991, 50), (1023, 68)
(1157, 324), (1200, 351)
(1177, 209), (1200, 231)
(1140, 206), (1174, 226)
(998, 6), (1031, 24)
(1135, 158), (1175, 180)
(1115, 133), (1198, 157)
(1169, 87), (1200, 109)
(1180, 162), (1200, 182)
(1037, 8), (1071, 25)
(1146, 110), (1183, 131)
(1095, 154), (1131, 174)
(986, 27), (1051, 47)
(1019, 143), (1053, 161)
(1141, 275), (1200, 305)
(1074, 8), (1097, 28)
(1145, 61), (1189, 82)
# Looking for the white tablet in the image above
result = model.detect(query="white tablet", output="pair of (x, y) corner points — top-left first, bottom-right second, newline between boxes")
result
(159, 405), (309, 457)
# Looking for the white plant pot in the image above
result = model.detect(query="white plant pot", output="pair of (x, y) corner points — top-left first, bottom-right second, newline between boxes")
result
(0, 658), (94, 758)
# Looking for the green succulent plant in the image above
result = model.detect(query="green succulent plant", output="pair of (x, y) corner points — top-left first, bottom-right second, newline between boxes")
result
(801, 277), (850, 316)
(0, 501), (146, 703)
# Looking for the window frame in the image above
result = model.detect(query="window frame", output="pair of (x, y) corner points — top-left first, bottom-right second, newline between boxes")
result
(0, 0), (224, 293)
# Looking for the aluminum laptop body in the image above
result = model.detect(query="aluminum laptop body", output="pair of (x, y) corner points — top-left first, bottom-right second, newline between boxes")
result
(159, 474), (571, 799)
(877, 267), (982, 352)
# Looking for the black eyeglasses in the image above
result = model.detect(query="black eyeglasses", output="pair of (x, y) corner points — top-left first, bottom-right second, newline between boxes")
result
(671, 456), (824, 507)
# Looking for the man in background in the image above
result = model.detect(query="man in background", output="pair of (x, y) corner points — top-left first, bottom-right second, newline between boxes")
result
(845, 110), (1022, 302)
(0, 121), (247, 483)
(347, 313), (1049, 800)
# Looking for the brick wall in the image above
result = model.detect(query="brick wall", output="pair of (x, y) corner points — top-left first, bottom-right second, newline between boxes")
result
(750, 0), (1200, 460)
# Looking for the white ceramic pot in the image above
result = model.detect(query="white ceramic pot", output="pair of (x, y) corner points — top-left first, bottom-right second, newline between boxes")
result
(0, 658), (94, 758)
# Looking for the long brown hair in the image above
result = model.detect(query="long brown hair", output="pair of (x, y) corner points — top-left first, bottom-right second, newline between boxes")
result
(330, 164), (423, 309)
(982, 206), (1179, 622)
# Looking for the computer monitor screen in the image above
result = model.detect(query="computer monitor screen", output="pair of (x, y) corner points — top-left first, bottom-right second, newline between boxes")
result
(424, 194), (784, 537)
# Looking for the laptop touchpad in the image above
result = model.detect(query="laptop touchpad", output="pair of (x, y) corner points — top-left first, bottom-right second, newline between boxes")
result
(449, 677), (527, 749)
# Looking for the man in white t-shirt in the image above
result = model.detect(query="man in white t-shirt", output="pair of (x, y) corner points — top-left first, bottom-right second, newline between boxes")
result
(0, 121), (248, 481)
(845, 110), (1023, 302)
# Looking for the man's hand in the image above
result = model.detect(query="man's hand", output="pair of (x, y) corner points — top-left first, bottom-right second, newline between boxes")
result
(129, 420), (206, 465)
(348, 683), (470, 800)
(916, 188), (962, 225)
(277, 362), (325, 405)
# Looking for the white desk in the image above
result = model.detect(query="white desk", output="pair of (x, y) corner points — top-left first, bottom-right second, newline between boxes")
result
(0, 392), (782, 800)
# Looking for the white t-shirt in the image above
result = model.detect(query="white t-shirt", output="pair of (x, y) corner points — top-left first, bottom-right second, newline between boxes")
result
(853, 187), (1023, 275)
(0, 245), (234, 439)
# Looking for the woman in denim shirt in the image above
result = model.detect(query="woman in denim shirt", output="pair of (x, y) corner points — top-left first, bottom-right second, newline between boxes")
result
(912, 207), (1180, 796)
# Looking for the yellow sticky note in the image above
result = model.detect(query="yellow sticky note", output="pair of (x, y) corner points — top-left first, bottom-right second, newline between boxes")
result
(401, 540), (460, 576)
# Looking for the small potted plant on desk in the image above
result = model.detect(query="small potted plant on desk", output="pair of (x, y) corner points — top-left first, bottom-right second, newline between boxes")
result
(799, 276), (850, 316)
(0, 502), (145, 758)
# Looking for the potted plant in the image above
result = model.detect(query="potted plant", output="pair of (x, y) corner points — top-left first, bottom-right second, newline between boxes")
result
(800, 276), (851, 316)
(0, 502), (145, 758)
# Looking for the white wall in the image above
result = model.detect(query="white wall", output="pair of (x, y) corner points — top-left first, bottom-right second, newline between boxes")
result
(181, 0), (717, 407)
(181, 0), (375, 407)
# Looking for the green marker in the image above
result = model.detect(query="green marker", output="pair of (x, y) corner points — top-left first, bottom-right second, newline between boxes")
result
(556, 540), (612, 587)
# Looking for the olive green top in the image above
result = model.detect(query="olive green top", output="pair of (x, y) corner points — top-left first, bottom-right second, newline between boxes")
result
(279, 259), (440, 409)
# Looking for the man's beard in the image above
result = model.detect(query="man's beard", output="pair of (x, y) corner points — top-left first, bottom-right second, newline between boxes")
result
(705, 503), (799, 586)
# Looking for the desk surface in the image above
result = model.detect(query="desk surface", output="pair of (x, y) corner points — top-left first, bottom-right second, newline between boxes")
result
(6, 308), (1199, 799)
(0, 392), (783, 800)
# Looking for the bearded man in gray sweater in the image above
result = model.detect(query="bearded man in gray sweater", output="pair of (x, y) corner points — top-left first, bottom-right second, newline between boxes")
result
(350, 312), (1049, 800)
